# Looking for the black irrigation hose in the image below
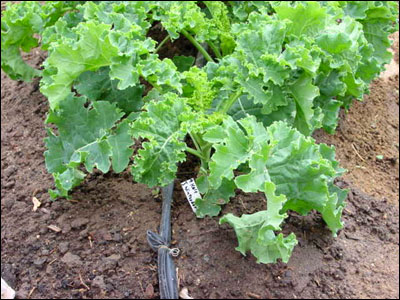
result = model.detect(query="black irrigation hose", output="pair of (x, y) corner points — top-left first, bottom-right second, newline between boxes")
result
(147, 182), (179, 299)
(146, 46), (208, 299)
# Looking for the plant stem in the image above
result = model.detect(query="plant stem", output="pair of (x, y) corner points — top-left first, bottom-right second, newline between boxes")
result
(155, 35), (170, 53)
(191, 131), (206, 150)
(207, 40), (222, 59)
(218, 90), (242, 114)
(189, 131), (211, 171)
(181, 29), (214, 63)
(189, 132), (202, 151)
(186, 147), (205, 159)
(60, 7), (74, 13)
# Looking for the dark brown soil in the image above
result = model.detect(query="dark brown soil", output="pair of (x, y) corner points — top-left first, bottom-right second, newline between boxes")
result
(1, 27), (399, 300)
(148, 22), (198, 61)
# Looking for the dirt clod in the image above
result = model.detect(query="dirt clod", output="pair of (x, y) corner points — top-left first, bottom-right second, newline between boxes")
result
(58, 242), (69, 254)
(71, 217), (89, 229)
(61, 252), (82, 267)
(33, 257), (47, 268)
(145, 283), (154, 299)
(92, 276), (106, 290)
(3, 166), (16, 177)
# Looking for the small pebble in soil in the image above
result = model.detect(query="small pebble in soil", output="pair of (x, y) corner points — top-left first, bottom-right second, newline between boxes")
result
(61, 252), (82, 267)
(2, 198), (14, 209)
(3, 166), (16, 177)
(79, 229), (89, 238)
(39, 227), (48, 234)
(45, 264), (54, 274)
(33, 257), (47, 268)
(71, 217), (89, 229)
(121, 245), (129, 253)
(62, 224), (72, 233)
(92, 275), (106, 290)
(185, 274), (194, 286)
(124, 290), (131, 297)
(3, 181), (15, 189)
(106, 254), (121, 261)
(58, 242), (69, 254)
(145, 284), (154, 299)
(99, 254), (121, 271)
(113, 233), (122, 242)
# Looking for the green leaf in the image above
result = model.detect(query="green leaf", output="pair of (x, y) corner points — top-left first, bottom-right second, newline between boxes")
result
(109, 55), (141, 90)
(228, 1), (273, 22)
(203, 117), (256, 189)
(200, 116), (346, 236)
(220, 182), (297, 264)
(227, 95), (295, 129)
(204, 116), (346, 235)
(49, 168), (86, 199)
(321, 192), (345, 237)
(1, 1), (79, 81)
(44, 95), (126, 198)
(109, 120), (134, 173)
(288, 73), (320, 135)
(81, 1), (154, 36)
(40, 4), (181, 109)
(172, 55), (195, 72)
(233, 15), (287, 58)
(152, 1), (214, 42)
(319, 99), (343, 134)
(260, 182), (289, 231)
(40, 21), (120, 109)
(234, 144), (272, 193)
(41, 10), (84, 50)
(361, 14), (394, 67)
(282, 40), (322, 75)
(341, 1), (370, 19)
(195, 176), (236, 218)
(131, 94), (190, 187)
(266, 121), (346, 234)
(139, 54), (182, 93)
(193, 116), (269, 217)
(204, 1), (235, 55)
(183, 66), (216, 112)
(273, 2), (328, 38)
(1, 45), (41, 81)
(74, 67), (144, 115)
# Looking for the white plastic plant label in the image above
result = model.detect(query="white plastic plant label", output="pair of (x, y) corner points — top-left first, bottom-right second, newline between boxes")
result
(1, 277), (15, 299)
(181, 178), (200, 213)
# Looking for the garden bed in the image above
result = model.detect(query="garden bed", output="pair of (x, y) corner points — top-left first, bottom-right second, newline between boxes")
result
(1, 5), (399, 299)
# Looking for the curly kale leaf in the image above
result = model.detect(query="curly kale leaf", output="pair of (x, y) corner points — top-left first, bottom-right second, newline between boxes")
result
(1, 1), (79, 81)
(130, 94), (191, 187)
(45, 95), (132, 198)
(40, 2), (181, 110)
(200, 116), (346, 235)
(220, 182), (297, 264)
(74, 67), (144, 115)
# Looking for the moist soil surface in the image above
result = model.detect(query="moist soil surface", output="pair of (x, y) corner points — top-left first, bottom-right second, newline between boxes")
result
(1, 23), (399, 299)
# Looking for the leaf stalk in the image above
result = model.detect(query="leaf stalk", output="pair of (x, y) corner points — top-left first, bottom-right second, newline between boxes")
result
(181, 29), (214, 63)
(155, 35), (170, 53)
